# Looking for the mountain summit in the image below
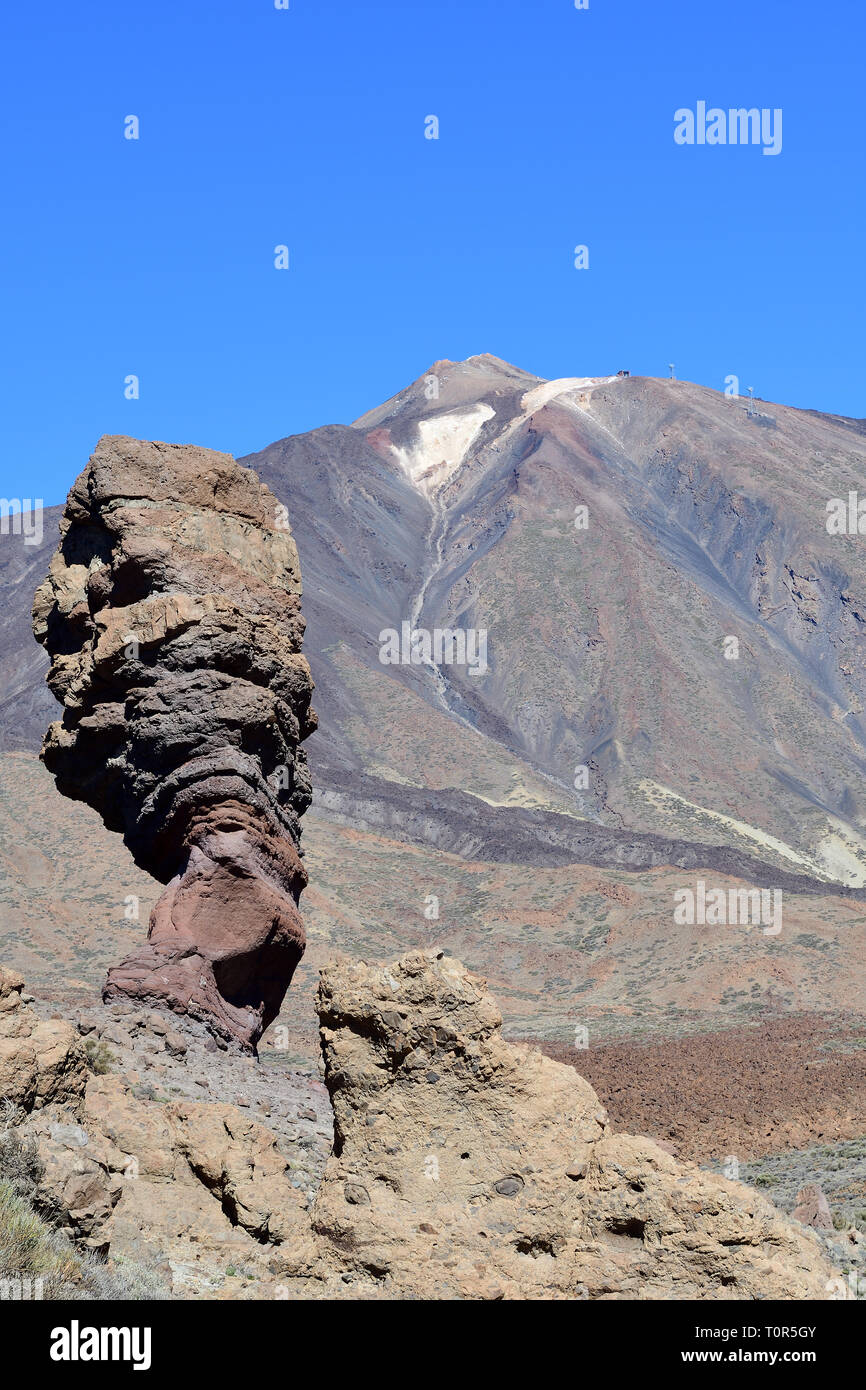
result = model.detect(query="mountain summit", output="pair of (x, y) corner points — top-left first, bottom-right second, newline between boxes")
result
(236, 358), (866, 887)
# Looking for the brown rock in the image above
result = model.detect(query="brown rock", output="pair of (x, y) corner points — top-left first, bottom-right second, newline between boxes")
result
(7, 958), (844, 1302)
(167, 1099), (307, 1244)
(792, 1183), (834, 1232)
(309, 950), (840, 1300)
(28, 1117), (126, 1238)
(33, 436), (317, 1051)
(0, 965), (86, 1110)
(29, 1068), (310, 1292)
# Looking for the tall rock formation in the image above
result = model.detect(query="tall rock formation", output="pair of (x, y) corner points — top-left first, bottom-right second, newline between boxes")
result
(32, 435), (316, 1051)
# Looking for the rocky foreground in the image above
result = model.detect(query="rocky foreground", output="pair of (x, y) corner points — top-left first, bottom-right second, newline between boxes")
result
(1, 952), (848, 1300)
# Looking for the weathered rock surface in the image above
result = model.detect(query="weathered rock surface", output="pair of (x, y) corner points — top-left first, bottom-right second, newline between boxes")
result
(32, 436), (317, 1050)
(307, 951), (840, 1299)
(13, 996), (331, 1297)
(2, 960), (850, 1299)
(0, 965), (86, 1111)
(24, 1070), (314, 1290)
(792, 1183), (834, 1232)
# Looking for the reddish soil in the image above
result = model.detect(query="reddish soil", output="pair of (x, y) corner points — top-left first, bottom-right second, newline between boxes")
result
(529, 1013), (866, 1163)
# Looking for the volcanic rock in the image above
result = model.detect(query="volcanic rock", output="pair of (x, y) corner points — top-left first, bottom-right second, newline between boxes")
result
(792, 1183), (835, 1232)
(32, 436), (317, 1050)
(22, 1069), (313, 1284)
(0, 965), (86, 1111)
(308, 950), (839, 1299)
(2, 959), (847, 1300)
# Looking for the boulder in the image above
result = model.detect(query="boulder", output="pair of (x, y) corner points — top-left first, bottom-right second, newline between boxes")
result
(309, 950), (840, 1300)
(0, 966), (86, 1111)
(792, 1183), (835, 1232)
(28, 1070), (310, 1293)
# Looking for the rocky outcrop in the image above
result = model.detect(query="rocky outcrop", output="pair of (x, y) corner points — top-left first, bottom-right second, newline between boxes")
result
(308, 951), (840, 1299)
(2, 990), (331, 1296)
(32, 436), (316, 1050)
(0, 966), (86, 1111)
(23, 1069), (314, 1285)
(1, 959), (848, 1299)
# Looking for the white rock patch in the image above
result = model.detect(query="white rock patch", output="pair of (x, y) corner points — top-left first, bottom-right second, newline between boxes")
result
(520, 376), (617, 415)
(392, 404), (494, 496)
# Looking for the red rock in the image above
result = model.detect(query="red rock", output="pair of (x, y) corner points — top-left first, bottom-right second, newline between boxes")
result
(792, 1183), (834, 1231)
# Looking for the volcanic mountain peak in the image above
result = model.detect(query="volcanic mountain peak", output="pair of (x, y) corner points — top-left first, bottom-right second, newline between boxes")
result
(351, 356), (632, 500)
(4, 360), (866, 894)
(351, 352), (540, 433)
(240, 359), (866, 888)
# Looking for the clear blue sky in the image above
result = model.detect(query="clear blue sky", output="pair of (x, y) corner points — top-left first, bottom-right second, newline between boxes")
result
(2, 0), (863, 505)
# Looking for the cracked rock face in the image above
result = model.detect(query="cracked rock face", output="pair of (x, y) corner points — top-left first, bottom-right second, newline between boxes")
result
(33, 436), (316, 1051)
(310, 951), (838, 1299)
(0, 966), (87, 1111)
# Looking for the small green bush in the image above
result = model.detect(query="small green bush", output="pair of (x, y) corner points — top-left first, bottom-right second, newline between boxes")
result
(0, 1180), (80, 1292)
(83, 1038), (116, 1075)
(0, 1126), (44, 1200)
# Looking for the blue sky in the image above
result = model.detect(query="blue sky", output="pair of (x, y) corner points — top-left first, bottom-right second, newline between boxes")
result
(2, 0), (863, 505)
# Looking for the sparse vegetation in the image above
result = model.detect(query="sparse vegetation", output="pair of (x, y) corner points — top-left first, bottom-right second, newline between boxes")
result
(0, 1179), (168, 1299)
(0, 1104), (43, 1198)
(0, 1180), (80, 1292)
(83, 1036), (116, 1074)
(0, 1100), (167, 1300)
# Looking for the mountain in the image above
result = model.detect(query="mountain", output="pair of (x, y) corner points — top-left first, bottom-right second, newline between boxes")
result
(239, 354), (866, 887)
(6, 358), (866, 883)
